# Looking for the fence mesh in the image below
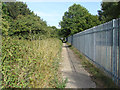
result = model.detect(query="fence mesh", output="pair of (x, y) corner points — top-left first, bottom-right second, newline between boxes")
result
(68, 18), (120, 86)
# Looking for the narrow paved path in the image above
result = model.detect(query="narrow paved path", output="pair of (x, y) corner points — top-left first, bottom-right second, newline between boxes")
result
(60, 43), (96, 88)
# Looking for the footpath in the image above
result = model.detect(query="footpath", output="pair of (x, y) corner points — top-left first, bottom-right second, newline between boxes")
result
(60, 43), (96, 88)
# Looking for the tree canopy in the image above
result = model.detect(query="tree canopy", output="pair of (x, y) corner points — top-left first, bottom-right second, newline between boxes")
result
(98, 2), (120, 22)
(2, 1), (59, 39)
(59, 4), (101, 37)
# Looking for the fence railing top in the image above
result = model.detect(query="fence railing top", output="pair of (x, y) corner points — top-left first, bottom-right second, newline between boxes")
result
(69, 18), (120, 37)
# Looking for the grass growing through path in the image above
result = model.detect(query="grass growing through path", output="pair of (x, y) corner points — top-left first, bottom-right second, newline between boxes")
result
(67, 43), (118, 88)
(2, 37), (65, 88)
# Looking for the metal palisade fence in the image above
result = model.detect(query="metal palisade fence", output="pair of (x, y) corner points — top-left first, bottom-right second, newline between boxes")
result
(68, 18), (120, 86)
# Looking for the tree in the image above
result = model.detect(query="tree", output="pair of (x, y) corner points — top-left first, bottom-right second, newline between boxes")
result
(9, 15), (48, 38)
(98, 2), (120, 22)
(4, 2), (32, 19)
(2, 2), (51, 39)
(48, 26), (60, 38)
(85, 15), (101, 28)
(2, 1), (60, 39)
(59, 3), (101, 37)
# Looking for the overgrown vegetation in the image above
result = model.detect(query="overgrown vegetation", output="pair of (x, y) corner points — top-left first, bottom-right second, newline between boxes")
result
(2, 1), (60, 39)
(2, 37), (64, 88)
(2, 0), (120, 88)
(1, 1), (65, 88)
(67, 43), (118, 88)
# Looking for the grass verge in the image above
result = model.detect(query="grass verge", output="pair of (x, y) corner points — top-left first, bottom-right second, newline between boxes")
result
(67, 42), (118, 88)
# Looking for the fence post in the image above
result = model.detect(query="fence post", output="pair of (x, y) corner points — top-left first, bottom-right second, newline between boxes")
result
(71, 35), (73, 45)
(112, 19), (117, 84)
(118, 19), (120, 86)
(112, 19), (115, 82)
(66, 37), (68, 42)
(93, 27), (96, 62)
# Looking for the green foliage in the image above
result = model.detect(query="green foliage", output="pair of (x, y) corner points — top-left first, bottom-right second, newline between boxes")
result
(2, 2), (59, 38)
(55, 78), (68, 88)
(3, 2), (31, 19)
(9, 15), (49, 39)
(98, 2), (120, 22)
(59, 3), (101, 37)
(1, 1), (64, 88)
(48, 26), (61, 38)
(85, 15), (101, 28)
(2, 37), (63, 88)
(1, 18), (9, 36)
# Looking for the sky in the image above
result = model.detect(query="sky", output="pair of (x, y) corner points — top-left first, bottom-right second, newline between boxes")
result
(20, 1), (102, 28)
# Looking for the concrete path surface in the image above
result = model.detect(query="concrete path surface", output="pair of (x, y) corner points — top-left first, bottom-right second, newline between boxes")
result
(60, 43), (96, 88)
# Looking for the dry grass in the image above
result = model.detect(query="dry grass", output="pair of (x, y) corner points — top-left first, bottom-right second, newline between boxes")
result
(2, 37), (63, 88)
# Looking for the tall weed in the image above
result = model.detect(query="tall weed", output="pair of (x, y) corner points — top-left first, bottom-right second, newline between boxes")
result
(2, 37), (62, 88)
